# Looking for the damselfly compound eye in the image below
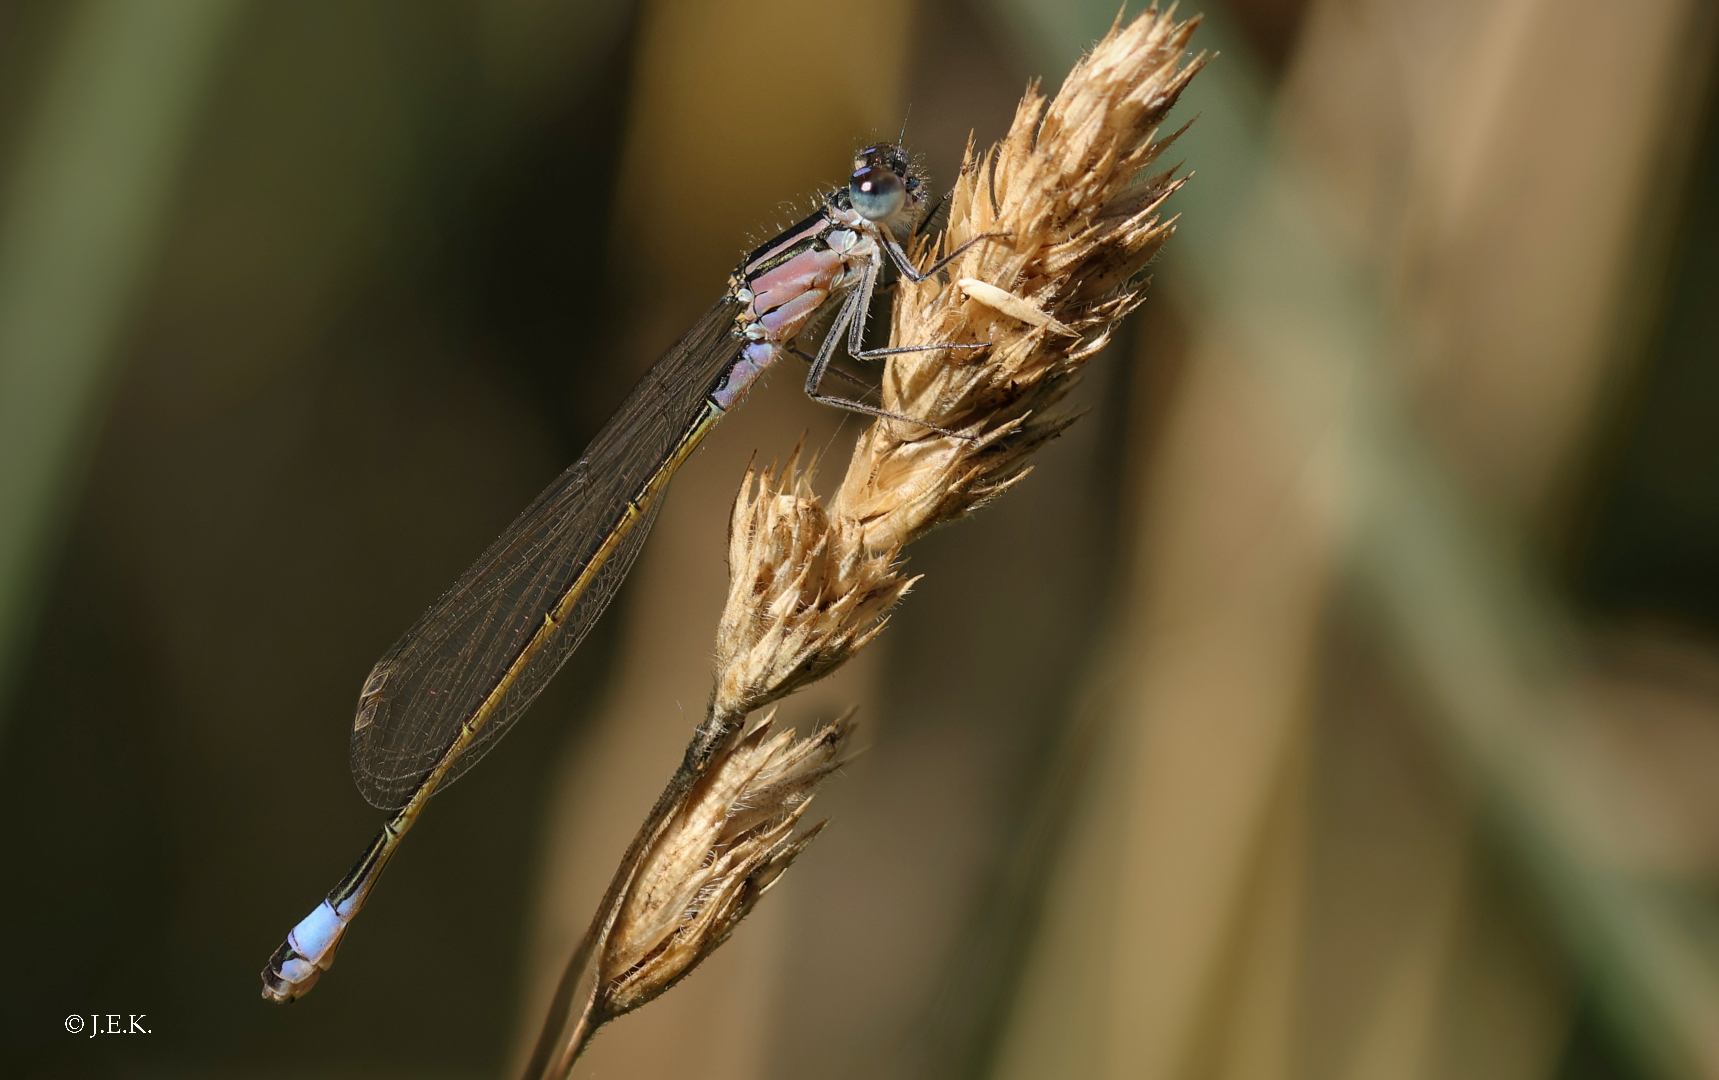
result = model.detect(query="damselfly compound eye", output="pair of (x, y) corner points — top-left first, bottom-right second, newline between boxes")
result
(849, 166), (906, 220)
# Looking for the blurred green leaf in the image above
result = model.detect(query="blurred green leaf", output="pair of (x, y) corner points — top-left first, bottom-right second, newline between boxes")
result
(0, 0), (241, 732)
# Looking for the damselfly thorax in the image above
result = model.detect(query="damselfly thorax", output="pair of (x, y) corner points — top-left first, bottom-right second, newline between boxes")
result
(717, 213), (874, 408)
(713, 142), (970, 421)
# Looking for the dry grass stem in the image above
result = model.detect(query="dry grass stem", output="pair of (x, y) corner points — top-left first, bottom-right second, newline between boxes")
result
(524, 10), (1203, 1076)
(522, 714), (854, 1079)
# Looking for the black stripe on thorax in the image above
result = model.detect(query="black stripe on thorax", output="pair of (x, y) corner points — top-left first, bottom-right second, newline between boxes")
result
(739, 205), (836, 279)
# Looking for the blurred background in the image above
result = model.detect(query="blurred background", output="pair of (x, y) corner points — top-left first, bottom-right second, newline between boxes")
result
(3, 0), (1719, 1077)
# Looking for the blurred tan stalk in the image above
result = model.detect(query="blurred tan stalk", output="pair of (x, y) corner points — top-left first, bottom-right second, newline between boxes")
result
(991, 1), (1719, 1078)
(520, 10), (1205, 1077)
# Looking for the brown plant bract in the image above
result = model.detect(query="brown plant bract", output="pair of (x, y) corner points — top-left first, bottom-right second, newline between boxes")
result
(710, 8), (1204, 725)
(525, 11), (1203, 1076)
(712, 451), (915, 718)
(601, 713), (851, 1013)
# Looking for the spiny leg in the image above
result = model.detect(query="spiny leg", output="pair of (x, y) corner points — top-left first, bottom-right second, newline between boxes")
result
(802, 260), (976, 440)
(789, 346), (875, 394)
(886, 230), (1011, 283)
(913, 188), (951, 239)
(844, 250), (988, 365)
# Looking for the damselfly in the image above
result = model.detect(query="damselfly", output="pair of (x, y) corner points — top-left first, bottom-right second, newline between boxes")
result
(261, 142), (994, 1002)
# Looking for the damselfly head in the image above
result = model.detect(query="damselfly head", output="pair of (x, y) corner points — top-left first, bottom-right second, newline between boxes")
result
(848, 142), (922, 224)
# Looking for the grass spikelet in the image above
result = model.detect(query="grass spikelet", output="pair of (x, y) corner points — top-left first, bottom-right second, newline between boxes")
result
(600, 711), (853, 1014)
(712, 448), (915, 719)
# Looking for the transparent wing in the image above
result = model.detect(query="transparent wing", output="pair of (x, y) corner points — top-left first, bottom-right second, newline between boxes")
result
(349, 298), (742, 809)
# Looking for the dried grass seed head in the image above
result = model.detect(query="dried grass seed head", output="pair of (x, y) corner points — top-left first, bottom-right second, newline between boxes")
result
(599, 713), (854, 1015)
(849, 7), (1204, 553)
(712, 451), (912, 722)
(708, 7), (1204, 723)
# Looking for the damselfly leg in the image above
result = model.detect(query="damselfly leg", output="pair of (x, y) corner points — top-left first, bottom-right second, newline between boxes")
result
(789, 346), (876, 394)
(801, 230), (1011, 437)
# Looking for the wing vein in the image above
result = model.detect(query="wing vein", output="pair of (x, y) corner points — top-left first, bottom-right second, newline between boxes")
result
(349, 298), (743, 809)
